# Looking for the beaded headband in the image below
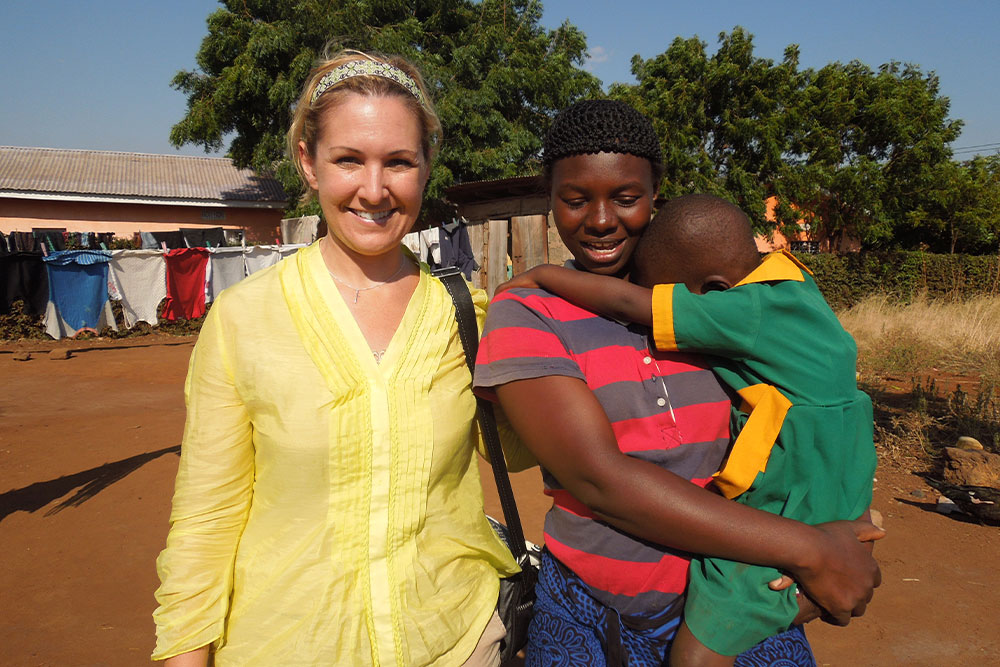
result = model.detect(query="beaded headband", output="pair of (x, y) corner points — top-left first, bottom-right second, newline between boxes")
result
(310, 59), (427, 107)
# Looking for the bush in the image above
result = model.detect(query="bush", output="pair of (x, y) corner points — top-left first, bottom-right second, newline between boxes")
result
(797, 251), (1000, 309)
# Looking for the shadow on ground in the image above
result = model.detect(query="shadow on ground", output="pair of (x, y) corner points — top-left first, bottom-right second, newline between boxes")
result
(0, 445), (180, 521)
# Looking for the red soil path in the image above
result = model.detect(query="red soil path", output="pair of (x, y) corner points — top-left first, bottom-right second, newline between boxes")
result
(1, 340), (998, 665)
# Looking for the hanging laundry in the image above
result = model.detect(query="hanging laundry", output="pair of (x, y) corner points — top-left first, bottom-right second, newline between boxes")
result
(180, 227), (227, 248)
(418, 227), (441, 268)
(203, 227), (226, 249)
(0, 232), (10, 256)
(278, 243), (307, 260)
(34, 230), (66, 251)
(438, 219), (479, 280)
(280, 216), (320, 245)
(208, 247), (246, 302)
(401, 230), (421, 257)
(244, 245), (281, 274)
(10, 232), (38, 253)
(180, 228), (205, 248)
(108, 249), (167, 328)
(140, 230), (185, 250)
(95, 232), (115, 249)
(162, 248), (211, 320)
(42, 250), (116, 339)
(1, 252), (48, 315)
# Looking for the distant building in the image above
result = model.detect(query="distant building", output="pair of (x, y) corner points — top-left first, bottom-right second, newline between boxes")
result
(0, 146), (287, 243)
(755, 196), (860, 254)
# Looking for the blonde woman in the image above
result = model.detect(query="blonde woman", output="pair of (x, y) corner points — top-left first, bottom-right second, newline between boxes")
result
(152, 50), (531, 666)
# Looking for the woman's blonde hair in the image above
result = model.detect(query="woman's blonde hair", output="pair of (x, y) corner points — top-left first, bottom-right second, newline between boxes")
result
(287, 48), (441, 203)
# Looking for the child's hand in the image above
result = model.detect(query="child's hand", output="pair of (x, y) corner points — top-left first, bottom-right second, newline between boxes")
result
(495, 266), (553, 295)
(791, 592), (823, 625)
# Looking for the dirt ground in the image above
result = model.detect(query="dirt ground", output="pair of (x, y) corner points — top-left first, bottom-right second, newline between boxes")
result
(2, 339), (998, 666)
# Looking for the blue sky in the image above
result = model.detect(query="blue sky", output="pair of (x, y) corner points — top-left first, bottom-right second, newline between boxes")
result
(2, 0), (997, 158)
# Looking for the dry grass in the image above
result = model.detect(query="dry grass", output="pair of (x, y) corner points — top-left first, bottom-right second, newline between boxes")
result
(839, 294), (1000, 462)
(839, 294), (1000, 384)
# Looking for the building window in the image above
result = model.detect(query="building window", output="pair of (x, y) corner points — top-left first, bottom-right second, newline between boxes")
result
(201, 209), (226, 221)
(789, 240), (820, 254)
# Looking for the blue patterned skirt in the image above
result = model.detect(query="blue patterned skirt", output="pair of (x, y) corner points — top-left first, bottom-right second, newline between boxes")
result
(525, 550), (816, 667)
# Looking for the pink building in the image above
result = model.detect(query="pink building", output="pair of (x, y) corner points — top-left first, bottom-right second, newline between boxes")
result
(0, 147), (287, 244)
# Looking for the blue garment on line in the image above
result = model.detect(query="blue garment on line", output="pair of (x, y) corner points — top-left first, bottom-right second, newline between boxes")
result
(43, 250), (112, 331)
(526, 550), (816, 666)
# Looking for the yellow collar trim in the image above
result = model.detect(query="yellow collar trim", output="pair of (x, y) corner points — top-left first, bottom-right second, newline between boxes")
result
(735, 249), (812, 287)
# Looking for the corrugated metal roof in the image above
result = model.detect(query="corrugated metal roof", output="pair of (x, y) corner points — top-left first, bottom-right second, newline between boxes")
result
(0, 146), (287, 204)
(444, 175), (543, 203)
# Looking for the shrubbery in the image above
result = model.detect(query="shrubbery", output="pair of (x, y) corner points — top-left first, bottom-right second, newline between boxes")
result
(798, 251), (1000, 310)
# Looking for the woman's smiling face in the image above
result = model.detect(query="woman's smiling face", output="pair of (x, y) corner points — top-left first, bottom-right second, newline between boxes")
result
(299, 92), (428, 259)
(549, 152), (656, 276)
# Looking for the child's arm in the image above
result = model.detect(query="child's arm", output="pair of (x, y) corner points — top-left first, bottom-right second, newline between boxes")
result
(497, 264), (654, 326)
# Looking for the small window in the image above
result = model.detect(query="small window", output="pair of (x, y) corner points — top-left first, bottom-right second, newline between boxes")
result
(201, 209), (226, 221)
(789, 241), (819, 254)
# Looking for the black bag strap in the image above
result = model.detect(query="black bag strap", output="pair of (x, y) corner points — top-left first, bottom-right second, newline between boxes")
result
(433, 267), (529, 564)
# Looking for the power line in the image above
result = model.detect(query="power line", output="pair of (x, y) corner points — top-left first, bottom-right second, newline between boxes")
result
(953, 147), (1000, 156)
(952, 141), (1000, 151)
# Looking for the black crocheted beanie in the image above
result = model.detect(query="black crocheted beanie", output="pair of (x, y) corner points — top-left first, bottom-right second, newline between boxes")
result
(542, 99), (662, 166)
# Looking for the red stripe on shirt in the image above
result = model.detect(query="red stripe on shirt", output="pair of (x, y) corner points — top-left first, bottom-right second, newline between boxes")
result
(574, 345), (653, 390)
(496, 290), (598, 322)
(546, 489), (597, 519)
(672, 400), (733, 443)
(546, 534), (690, 596)
(479, 326), (567, 364)
(611, 417), (680, 453)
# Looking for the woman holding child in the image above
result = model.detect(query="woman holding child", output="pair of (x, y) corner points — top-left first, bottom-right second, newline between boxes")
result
(152, 50), (533, 666)
(474, 100), (881, 666)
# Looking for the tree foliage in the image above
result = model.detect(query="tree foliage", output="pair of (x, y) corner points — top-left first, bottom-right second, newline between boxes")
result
(610, 28), (803, 227)
(900, 155), (1000, 253)
(174, 11), (998, 251)
(612, 27), (995, 252)
(170, 0), (599, 212)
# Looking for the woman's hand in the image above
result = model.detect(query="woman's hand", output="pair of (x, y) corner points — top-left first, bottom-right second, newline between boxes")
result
(770, 518), (884, 626)
(787, 519), (884, 626)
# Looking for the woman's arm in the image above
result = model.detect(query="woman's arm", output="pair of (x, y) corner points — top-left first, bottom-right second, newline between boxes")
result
(495, 375), (882, 625)
(153, 296), (255, 659)
(163, 646), (209, 667)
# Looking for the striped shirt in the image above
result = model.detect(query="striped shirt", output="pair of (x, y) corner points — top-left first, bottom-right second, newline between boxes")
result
(474, 288), (732, 619)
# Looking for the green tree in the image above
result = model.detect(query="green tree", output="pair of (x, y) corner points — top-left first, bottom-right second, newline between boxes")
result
(901, 156), (1000, 253)
(780, 60), (963, 249)
(170, 0), (599, 212)
(614, 28), (966, 251)
(611, 28), (804, 232)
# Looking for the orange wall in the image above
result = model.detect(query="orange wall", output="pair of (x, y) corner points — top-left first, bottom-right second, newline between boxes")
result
(754, 196), (861, 253)
(0, 198), (283, 243)
(754, 196), (810, 252)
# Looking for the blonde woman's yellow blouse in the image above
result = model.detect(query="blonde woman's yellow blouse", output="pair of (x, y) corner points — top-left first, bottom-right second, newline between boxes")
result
(153, 242), (530, 665)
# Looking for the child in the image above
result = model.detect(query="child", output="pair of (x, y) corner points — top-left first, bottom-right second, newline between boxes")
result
(503, 193), (877, 666)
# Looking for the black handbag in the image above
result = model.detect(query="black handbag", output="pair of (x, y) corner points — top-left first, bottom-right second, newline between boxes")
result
(434, 267), (539, 664)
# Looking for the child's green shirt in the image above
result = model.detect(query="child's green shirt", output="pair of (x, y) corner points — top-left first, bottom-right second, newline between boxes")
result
(652, 250), (876, 655)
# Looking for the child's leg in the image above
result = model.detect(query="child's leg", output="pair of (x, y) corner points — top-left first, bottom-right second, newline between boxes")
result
(670, 621), (736, 667)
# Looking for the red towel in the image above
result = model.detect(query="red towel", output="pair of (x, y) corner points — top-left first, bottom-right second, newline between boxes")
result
(162, 248), (210, 321)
